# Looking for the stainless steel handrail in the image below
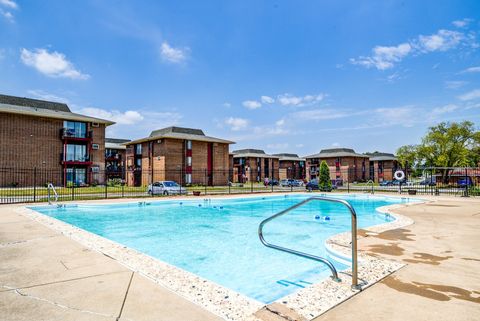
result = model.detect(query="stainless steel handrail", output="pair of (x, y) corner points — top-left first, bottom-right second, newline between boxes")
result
(364, 180), (374, 194)
(47, 183), (58, 205)
(258, 196), (360, 289)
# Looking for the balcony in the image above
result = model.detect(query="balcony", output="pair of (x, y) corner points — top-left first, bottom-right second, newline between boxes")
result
(105, 153), (121, 161)
(60, 128), (92, 141)
(61, 153), (93, 165)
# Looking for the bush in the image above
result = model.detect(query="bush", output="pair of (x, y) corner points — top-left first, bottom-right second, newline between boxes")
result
(319, 161), (332, 191)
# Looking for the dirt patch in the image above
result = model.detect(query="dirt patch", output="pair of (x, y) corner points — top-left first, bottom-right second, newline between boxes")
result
(403, 252), (453, 265)
(461, 257), (480, 262)
(383, 276), (480, 303)
(359, 228), (415, 241)
(366, 243), (405, 256)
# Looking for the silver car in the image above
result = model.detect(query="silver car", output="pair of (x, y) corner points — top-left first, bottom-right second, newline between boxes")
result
(147, 181), (186, 195)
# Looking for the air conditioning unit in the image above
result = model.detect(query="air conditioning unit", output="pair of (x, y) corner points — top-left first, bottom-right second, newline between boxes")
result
(157, 139), (163, 144)
(92, 144), (100, 150)
(91, 166), (100, 173)
(91, 122), (100, 127)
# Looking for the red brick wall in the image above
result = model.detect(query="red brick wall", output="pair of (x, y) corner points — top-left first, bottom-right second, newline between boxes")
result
(0, 113), (107, 186)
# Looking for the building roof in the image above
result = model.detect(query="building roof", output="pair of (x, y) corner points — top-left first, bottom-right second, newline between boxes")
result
(0, 94), (115, 125)
(365, 152), (397, 161)
(305, 148), (368, 159)
(105, 138), (131, 150)
(127, 126), (234, 145)
(231, 149), (280, 159)
(0, 94), (71, 112)
(272, 153), (306, 162)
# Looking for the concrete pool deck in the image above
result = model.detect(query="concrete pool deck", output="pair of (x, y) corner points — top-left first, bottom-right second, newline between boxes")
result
(0, 194), (479, 320)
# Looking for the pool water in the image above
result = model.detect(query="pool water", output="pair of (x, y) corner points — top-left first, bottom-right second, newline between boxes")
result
(31, 194), (413, 303)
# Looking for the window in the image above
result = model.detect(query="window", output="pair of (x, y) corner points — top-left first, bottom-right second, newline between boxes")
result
(186, 140), (192, 150)
(66, 168), (86, 185)
(65, 144), (88, 161)
(135, 144), (142, 155)
(136, 158), (142, 167)
(185, 173), (192, 184)
(187, 156), (192, 166)
(63, 121), (87, 138)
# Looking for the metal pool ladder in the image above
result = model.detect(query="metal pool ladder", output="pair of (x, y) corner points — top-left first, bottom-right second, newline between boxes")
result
(364, 180), (375, 194)
(258, 196), (360, 289)
(47, 183), (58, 205)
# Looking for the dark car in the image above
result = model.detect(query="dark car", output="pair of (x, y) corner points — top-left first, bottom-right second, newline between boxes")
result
(458, 177), (474, 187)
(392, 180), (405, 186)
(306, 179), (335, 192)
(267, 179), (279, 186)
(379, 180), (393, 186)
(419, 179), (436, 186)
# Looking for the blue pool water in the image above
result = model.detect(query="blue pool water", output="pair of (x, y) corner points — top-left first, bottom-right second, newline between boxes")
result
(30, 194), (414, 303)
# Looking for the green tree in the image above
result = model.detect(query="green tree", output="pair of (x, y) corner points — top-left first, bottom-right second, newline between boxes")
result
(396, 145), (418, 169)
(318, 160), (332, 191)
(396, 121), (479, 182)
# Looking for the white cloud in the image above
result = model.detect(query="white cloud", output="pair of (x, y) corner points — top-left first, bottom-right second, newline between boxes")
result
(78, 107), (144, 125)
(0, 0), (17, 9)
(277, 93), (325, 106)
(0, 9), (13, 22)
(266, 143), (289, 150)
(350, 43), (411, 70)
(242, 100), (262, 109)
(432, 104), (459, 114)
(292, 109), (351, 121)
(160, 42), (188, 64)
(351, 26), (475, 70)
(458, 89), (480, 101)
(374, 106), (416, 127)
(461, 66), (480, 73)
(27, 90), (70, 103)
(444, 80), (468, 89)
(223, 102), (231, 108)
(275, 119), (285, 126)
(416, 29), (464, 52)
(452, 18), (472, 28)
(20, 48), (90, 80)
(261, 95), (275, 104)
(331, 142), (340, 147)
(224, 117), (249, 131)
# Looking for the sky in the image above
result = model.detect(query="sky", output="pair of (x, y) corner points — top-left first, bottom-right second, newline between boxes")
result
(1, 0), (480, 156)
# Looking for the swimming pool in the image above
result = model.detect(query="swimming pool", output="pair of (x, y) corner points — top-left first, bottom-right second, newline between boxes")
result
(30, 194), (413, 303)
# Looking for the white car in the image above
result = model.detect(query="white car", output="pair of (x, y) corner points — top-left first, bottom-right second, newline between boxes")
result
(147, 181), (186, 195)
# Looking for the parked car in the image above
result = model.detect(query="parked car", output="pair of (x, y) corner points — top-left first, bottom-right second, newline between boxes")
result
(392, 180), (405, 186)
(379, 180), (393, 186)
(147, 181), (186, 195)
(419, 179), (436, 186)
(280, 179), (303, 187)
(293, 179), (304, 187)
(305, 179), (336, 192)
(458, 177), (474, 187)
(267, 179), (279, 186)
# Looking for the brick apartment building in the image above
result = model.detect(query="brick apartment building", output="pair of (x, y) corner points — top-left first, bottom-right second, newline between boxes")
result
(366, 152), (398, 182)
(125, 126), (233, 186)
(305, 148), (369, 183)
(230, 149), (280, 183)
(0, 94), (114, 187)
(105, 138), (131, 179)
(272, 153), (306, 180)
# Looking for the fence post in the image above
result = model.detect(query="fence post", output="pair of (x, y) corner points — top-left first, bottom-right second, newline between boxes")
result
(464, 167), (469, 197)
(33, 167), (37, 202)
(205, 169), (208, 196)
(72, 168), (75, 201)
(347, 180), (350, 193)
(122, 183), (124, 197)
(105, 180), (108, 199)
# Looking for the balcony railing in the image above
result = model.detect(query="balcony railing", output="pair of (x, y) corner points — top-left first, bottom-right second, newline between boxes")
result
(61, 153), (91, 163)
(60, 128), (92, 139)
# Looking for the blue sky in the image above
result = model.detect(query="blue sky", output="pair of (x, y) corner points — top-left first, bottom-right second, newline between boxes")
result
(1, 0), (479, 156)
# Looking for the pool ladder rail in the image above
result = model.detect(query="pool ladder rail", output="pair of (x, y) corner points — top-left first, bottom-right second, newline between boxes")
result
(258, 196), (361, 290)
(364, 180), (375, 194)
(47, 183), (59, 205)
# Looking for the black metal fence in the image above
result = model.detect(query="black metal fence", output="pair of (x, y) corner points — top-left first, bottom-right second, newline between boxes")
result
(0, 167), (478, 204)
